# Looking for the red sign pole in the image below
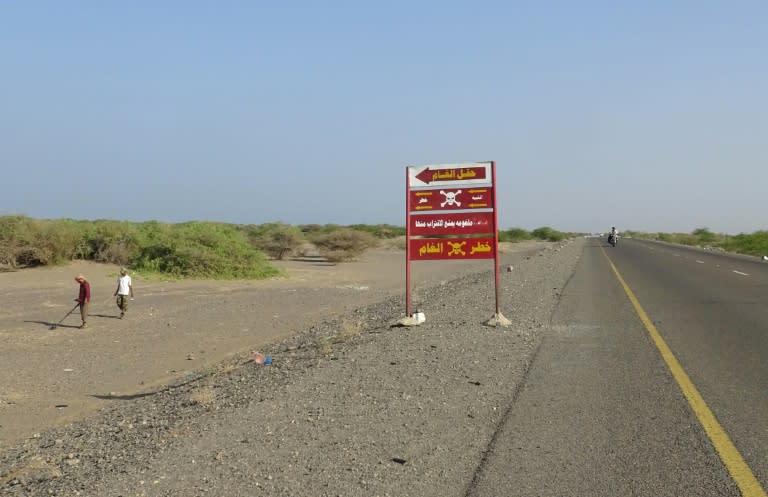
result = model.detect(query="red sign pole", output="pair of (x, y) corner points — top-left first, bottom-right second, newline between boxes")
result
(405, 168), (413, 318)
(491, 161), (501, 314)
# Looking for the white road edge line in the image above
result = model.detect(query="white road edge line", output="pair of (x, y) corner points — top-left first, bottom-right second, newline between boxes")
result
(733, 270), (749, 276)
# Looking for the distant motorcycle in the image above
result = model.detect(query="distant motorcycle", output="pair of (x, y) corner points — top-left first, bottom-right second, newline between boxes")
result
(608, 233), (618, 247)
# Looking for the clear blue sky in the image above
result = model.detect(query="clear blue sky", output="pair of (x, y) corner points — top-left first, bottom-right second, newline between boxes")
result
(2, 1), (766, 234)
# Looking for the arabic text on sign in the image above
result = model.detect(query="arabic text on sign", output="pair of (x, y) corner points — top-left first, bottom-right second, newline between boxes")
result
(430, 168), (481, 182)
(418, 242), (444, 257)
(413, 218), (486, 229)
(469, 241), (492, 255)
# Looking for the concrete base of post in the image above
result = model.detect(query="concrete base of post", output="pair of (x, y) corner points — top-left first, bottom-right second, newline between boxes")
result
(396, 315), (423, 327)
(484, 312), (511, 327)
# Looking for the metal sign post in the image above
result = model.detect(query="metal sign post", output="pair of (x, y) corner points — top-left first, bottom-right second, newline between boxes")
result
(403, 161), (509, 326)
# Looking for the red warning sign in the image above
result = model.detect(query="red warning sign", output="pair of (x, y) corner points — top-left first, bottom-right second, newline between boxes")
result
(409, 237), (495, 261)
(410, 212), (494, 236)
(409, 187), (493, 212)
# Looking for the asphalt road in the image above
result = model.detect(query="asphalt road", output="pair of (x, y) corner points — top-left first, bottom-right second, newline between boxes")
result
(468, 237), (767, 497)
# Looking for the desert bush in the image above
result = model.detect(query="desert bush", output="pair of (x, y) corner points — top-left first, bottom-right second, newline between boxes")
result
(0, 217), (281, 279)
(670, 233), (699, 246)
(531, 226), (566, 242)
(722, 230), (768, 257)
(0, 216), (83, 266)
(312, 228), (379, 262)
(623, 228), (768, 258)
(347, 224), (406, 239)
(40, 220), (89, 263)
(0, 217), (139, 266)
(300, 224), (342, 238)
(298, 223), (406, 243)
(0, 217), (31, 266)
(620, 230), (647, 240)
(692, 227), (717, 244)
(13, 246), (51, 267)
(97, 241), (133, 265)
(0, 216), (34, 243)
(132, 221), (281, 279)
(245, 223), (305, 260)
(380, 236), (407, 250)
(83, 220), (140, 264)
(0, 241), (14, 267)
(499, 228), (531, 242)
(0, 216), (31, 267)
(650, 229), (725, 247)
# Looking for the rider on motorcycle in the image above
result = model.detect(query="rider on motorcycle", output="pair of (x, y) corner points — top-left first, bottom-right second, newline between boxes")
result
(608, 227), (618, 246)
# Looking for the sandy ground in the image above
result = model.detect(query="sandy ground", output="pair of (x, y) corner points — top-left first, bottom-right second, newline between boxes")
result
(0, 242), (546, 448)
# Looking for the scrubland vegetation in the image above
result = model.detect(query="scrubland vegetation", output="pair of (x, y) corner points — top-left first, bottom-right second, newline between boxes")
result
(0, 217), (399, 278)
(0, 217), (573, 279)
(623, 227), (768, 257)
(11, 216), (763, 279)
(0, 216), (281, 279)
(496, 226), (571, 242)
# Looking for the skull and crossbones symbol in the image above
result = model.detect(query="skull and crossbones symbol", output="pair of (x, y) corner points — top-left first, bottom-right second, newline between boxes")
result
(440, 190), (461, 207)
(447, 241), (466, 256)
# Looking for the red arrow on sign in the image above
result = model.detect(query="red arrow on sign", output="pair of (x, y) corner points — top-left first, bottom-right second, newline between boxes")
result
(415, 166), (487, 184)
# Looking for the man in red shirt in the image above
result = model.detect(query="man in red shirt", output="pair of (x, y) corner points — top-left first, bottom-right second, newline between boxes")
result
(74, 274), (90, 329)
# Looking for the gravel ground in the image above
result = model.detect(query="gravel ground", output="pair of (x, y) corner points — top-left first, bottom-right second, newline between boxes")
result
(0, 238), (584, 497)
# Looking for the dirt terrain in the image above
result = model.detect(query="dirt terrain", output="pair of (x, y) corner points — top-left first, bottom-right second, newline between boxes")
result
(0, 239), (584, 496)
(0, 242), (546, 447)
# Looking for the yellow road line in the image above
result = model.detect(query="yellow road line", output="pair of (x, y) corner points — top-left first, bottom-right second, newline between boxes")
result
(603, 249), (767, 497)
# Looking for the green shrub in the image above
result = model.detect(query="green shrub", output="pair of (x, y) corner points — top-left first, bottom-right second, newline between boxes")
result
(85, 221), (139, 264)
(626, 228), (768, 258)
(692, 227), (717, 244)
(346, 224), (406, 239)
(0, 216), (282, 279)
(531, 226), (566, 242)
(300, 224), (342, 239)
(244, 223), (305, 260)
(0, 216), (83, 266)
(671, 233), (699, 246)
(499, 228), (531, 242)
(132, 221), (280, 279)
(722, 230), (768, 257)
(651, 229), (726, 247)
(312, 228), (379, 262)
(300, 223), (406, 242)
(0, 216), (37, 267)
(621, 230), (649, 240)
(35, 219), (85, 264)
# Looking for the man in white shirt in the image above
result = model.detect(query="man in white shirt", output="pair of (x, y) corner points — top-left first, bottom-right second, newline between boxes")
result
(114, 268), (134, 319)
(608, 226), (619, 246)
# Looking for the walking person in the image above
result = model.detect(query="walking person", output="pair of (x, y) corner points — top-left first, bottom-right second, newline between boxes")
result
(114, 268), (134, 319)
(74, 274), (90, 329)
